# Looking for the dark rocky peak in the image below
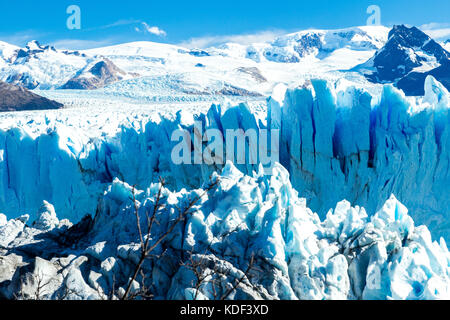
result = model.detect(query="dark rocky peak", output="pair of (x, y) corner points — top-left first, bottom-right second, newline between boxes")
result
(386, 25), (450, 62)
(61, 58), (128, 90)
(0, 80), (63, 111)
(387, 25), (430, 47)
(357, 25), (450, 95)
(367, 25), (450, 82)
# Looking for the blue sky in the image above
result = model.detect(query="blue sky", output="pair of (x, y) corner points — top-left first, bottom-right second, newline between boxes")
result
(0, 0), (449, 49)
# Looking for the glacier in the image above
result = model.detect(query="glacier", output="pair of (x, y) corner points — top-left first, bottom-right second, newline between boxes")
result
(0, 76), (448, 242)
(0, 76), (449, 300)
(0, 161), (448, 300)
(1, 26), (389, 99)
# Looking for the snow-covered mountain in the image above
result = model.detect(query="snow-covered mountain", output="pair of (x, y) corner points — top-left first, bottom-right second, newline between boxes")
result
(0, 26), (390, 99)
(356, 25), (450, 95)
(0, 40), (88, 89)
(3, 25), (450, 100)
(0, 41), (19, 64)
(211, 26), (388, 62)
(81, 26), (389, 98)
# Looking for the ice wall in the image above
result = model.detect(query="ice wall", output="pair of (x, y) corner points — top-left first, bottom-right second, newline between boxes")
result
(276, 77), (450, 241)
(0, 76), (448, 241)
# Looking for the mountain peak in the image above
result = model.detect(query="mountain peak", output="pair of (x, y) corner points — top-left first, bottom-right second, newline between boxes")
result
(387, 25), (449, 59)
(0, 80), (63, 111)
(26, 40), (43, 51)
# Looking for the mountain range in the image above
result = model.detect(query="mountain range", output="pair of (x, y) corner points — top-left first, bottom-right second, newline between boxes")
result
(1, 24), (450, 301)
(0, 25), (449, 110)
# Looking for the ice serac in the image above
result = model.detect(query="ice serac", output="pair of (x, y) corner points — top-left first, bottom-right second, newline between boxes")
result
(279, 77), (450, 241)
(0, 77), (448, 242)
(0, 163), (448, 300)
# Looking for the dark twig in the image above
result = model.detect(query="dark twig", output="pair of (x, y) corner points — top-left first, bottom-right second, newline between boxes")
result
(122, 177), (219, 300)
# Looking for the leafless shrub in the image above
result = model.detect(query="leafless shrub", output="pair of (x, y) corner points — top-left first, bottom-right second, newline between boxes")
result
(181, 252), (262, 300)
(122, 177), (220, 300)
(14, 272), (54, 300)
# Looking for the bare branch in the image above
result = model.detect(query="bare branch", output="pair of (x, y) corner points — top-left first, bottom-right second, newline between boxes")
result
(122, 177), (219, 300)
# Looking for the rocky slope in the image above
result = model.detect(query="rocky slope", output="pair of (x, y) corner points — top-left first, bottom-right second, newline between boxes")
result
(0, 81), (63, 111)
(0, 40), (134, 90)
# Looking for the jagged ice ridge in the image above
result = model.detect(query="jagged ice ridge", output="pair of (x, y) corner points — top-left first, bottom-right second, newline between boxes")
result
(0, 161), (448, 300)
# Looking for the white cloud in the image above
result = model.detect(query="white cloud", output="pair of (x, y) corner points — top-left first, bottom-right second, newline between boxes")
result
(136, 22), (167, 37)
(425, 29), (450, 40)
(420, 23), (450, 41)
(86, 20), (167, 37)
(178, 30), (285, 49)
(420, 22), (450, 30)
